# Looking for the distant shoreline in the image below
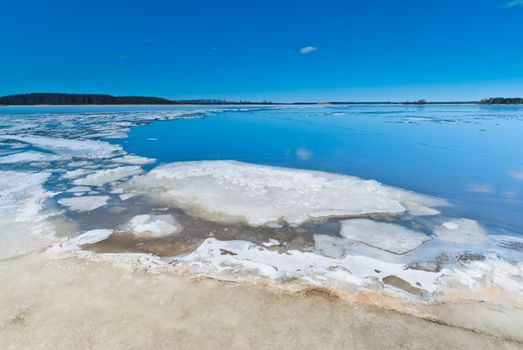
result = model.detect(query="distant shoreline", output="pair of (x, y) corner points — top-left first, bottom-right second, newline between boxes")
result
(0, 93), (522, 106)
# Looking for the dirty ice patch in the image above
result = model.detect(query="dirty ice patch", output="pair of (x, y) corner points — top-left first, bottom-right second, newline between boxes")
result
(176, 238), (445, 294)
(0, 171), (57, 259)
(74, 166), (142, 186)
(0, 151), (67, 164)
(0, 135), (122, 159)
(434, 219), (487, 245)
(128, 160), (445, 226)
(58, 195), (110, 212)
(124, 214), (183, 238)
(340, 219), (431, 255)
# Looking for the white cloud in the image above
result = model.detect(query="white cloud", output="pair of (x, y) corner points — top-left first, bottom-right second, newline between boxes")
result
(299, 46), (318, 54)
(509, 171), (523, 180)
(505, 0), (523, 8)
(466, 183), (493, 194)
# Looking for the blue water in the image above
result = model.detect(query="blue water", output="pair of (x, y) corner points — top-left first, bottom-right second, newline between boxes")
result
(115, 105), (523, 235)
(1, 104), (522, 236)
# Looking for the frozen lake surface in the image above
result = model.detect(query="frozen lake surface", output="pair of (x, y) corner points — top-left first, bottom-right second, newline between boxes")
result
(0, 104), (522, 310)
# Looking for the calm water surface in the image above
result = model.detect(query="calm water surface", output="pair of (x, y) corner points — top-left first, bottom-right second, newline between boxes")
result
(116, 105), (523, 235)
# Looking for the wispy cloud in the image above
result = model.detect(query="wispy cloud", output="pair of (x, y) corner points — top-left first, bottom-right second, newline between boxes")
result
(505, 0), (523, 8)
(299, 46), (318, 54)
(509, 170), (523, 180)
(466, 183), (493, 194)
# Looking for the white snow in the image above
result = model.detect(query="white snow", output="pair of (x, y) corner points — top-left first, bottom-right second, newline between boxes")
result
(74, 166), (142, 186)
(340, 219), (431, 255)
(58, 196), (110, 212)
(124, 214), (183, 238)
(0, 135), (122, 158)
(128, 160), (445, 226)
(0, 151), (66, 164)
(434, 219), (487, 245)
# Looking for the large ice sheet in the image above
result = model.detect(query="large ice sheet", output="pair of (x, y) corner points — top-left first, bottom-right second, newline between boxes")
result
(129, 161), (445, 226)
(0, 171), (56, 259)
(340, 219), (431, 254)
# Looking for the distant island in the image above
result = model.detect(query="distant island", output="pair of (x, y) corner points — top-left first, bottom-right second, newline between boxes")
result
(0, 93), (273, 106)
(1, 93), (522, 106)
(478, 97), (523, 105)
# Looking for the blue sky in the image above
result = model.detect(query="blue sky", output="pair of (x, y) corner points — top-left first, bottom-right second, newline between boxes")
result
(1, 0), (522, 102)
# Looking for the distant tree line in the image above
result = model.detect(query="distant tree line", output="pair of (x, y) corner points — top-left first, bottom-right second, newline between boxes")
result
(479, 97), (523, 105)
(0, 93), (274, 105)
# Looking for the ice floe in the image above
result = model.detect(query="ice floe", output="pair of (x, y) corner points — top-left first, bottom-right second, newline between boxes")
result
(340, 219), (431, 254)
(111, 155), (156, 165)
(58, 195), (110, 212)
(74, 166), (142, 186)
(59, 229), (114, 251)
(124, 214), (183, 238)
(0, 151), (66, 164)
(0, 135), (122, 159)
(128, 160), (446, 226)
(62, 168), (95, 180)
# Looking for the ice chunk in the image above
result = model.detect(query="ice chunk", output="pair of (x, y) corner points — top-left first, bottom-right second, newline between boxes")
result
(74, 166), (142, 186)
(59, 229), (114, 251)
(0, 151), (67, 164)
(262, 238), (281, 247)
(58, 196), (110, 212)
(111, 155), (155, 165)
(340, 219), (430, 254)
(124, 214), (183, 238)
(0, 135), (121, 158)
(0, 171), (56, 259)
(434, 219), (487, 245)
(128, 161), (445, 226)
(62, 168), (95, 180)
